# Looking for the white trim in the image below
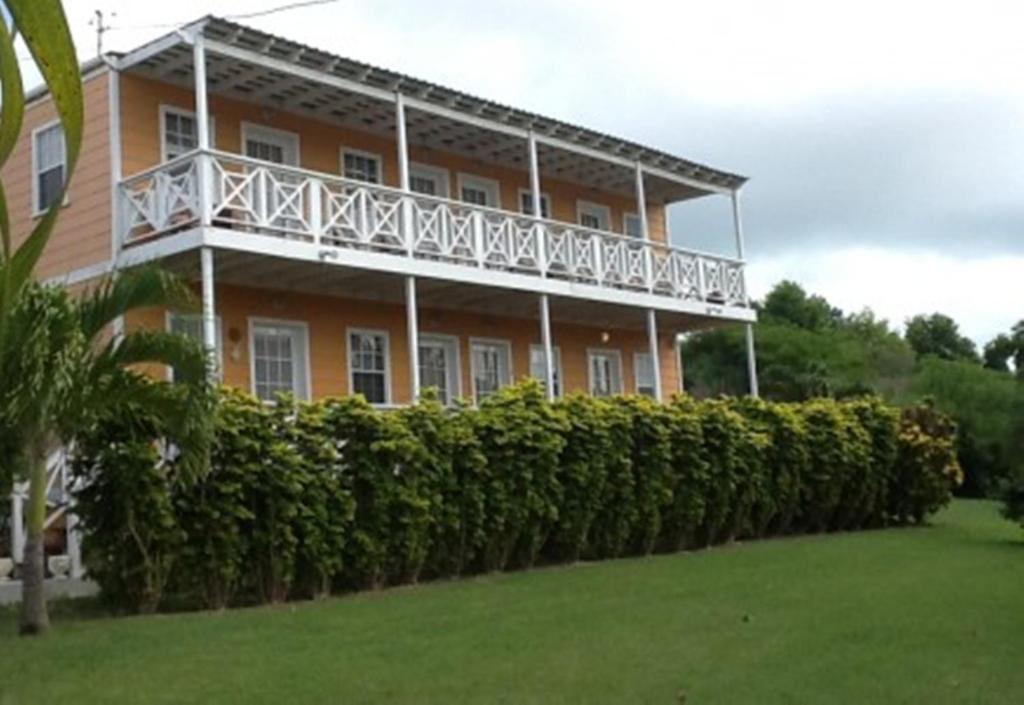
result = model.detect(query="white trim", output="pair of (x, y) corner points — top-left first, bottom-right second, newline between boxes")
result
(419, 332), (462, 404)
(30, 119), (68, 217)
(633, 351), (656, 398)
(340, 147), (384, 184)
(44, 259), (114, 287)
(159, 104), (216, 162)
(346, 326), (392, 405)
(529, 343), (563, 398)
(587, 347), (624, 397)
(165, 311), (224, 380)
(576, 200), (612, 231)
(248, 316), (312, 402)
(457, 172), (501, 208)
(409, 162), (451, 198)
(108, 70), (122, 261)
(469, 336), (513, 403)
(240, 121), (301, 165)
(517, 188), (551, 218)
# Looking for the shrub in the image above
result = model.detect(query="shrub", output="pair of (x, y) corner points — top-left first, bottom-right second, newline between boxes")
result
(660, 397), (709, 551)
(891, 400), (963, 523)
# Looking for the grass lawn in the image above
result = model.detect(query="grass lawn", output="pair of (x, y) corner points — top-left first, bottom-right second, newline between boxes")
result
(1, 499), (1021, 704)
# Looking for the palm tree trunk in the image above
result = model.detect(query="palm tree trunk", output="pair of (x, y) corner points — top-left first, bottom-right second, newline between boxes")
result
(19, 449), (50, 635)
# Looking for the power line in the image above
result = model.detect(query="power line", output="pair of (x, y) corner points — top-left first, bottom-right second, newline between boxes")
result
(106, 0), (340, 33)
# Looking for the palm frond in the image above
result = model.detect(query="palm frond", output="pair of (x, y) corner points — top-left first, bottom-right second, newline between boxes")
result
(78, 267), (197, 342)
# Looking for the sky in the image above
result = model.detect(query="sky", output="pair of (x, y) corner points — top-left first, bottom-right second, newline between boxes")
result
(19, 0), (1024, 345)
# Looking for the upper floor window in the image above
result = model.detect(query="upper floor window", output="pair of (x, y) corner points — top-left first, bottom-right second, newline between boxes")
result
(518, 189), (551, 219)
(471, 338), (512, 403)
(588, 349), (623, 397)
(624, 212), (644, 238)
(242, 123), (300, 166)
(251, 319), (310, 402)
(634, 352), (656, 398)
(577, 201), (611, 231)
(349, 329), (390, 404)
(458, 174), (500, 208)
(409, 163), (450, 198)
(342, 149), (382, 184)
(33, 123), (66, 214)
(160, 106), (215, 163)
(529, 344), (562, 398)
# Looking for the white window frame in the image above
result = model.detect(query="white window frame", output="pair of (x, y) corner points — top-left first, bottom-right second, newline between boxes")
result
(347, 327), (392, 405)
(587, 348), (624, 397)
(158, 104), (216, 162)
(31, 120), (68, 217)
(623, 212), (645, 239)
(240, 122), (301, 166)
(409, 162), (450, 198)
(529, 344), (563, 398)
(165, 312), (224, 381)
(469, 337), (513, 403)
(633, 352), (657, 398)
(340, 147), (384, 184)
(248, 317), (311, 402)
(457, 173), (501, 209)
(577, 200), (612, 232)
(418, 333), (461, 404)
(518, 188), (551, 219)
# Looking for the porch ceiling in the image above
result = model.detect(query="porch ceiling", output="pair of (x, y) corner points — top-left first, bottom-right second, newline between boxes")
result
(159, 249), (726, 334)
(117, 16), (744, 203)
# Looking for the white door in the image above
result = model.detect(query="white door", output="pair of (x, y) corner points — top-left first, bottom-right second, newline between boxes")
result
(242, 123), (301, 231)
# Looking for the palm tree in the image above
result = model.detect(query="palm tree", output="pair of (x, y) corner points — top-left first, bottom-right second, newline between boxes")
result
(0, 1), (215, 634)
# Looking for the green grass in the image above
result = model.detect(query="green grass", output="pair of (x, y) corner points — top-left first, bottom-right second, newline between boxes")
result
(1, 500), (1021, 704)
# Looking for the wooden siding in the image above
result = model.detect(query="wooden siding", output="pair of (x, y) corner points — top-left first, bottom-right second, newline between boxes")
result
(126, 282), (680, 403)
(2, 70), (111, 281)
(119, 73), (670, 243)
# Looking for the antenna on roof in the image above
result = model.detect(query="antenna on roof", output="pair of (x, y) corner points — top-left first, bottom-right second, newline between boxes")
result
(88, 9), (116, 58)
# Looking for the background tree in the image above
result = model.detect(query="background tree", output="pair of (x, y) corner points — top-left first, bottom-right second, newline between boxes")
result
(904, 313), (980, 363)
(983, 321), (1023, 378)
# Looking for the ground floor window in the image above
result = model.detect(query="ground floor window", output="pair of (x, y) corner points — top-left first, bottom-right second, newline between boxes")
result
(634, 352), (656, 398)
(166, 312), (222, 380)
(588, 349), (623, 397)
(471, 338), (512, 403)
(349, 329), (390, 404)
(529, 344), (562, 398)
(251, 319), (309, 402)
(419, 335), (459, 404)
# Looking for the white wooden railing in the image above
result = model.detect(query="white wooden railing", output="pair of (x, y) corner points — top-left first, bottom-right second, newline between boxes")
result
(119, 150), (748, 307)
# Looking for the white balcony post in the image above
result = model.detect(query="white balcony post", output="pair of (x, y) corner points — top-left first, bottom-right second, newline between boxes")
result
(730, 189), (759, 398)
(395, 91), (415, 255)
(635, 161), (654, 292)
(539, 293), (555, 402)
(406, 275), (421, 402)
(527, 130), (546, 272)
(200, 247), (217, 380)
(646, 308), (663, 402)
(193, 33), (213, 227)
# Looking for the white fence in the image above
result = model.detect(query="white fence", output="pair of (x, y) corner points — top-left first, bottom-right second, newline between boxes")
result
(119, 150), (748, 307)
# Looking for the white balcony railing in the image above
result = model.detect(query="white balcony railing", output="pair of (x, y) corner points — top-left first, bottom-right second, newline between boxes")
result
(119, 150), (748, 307)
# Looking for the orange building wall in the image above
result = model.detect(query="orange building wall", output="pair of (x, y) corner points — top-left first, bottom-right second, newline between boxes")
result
(126, 282), (680, 403)
(118, 74), (670, 243)
(3, 69), (111, 281)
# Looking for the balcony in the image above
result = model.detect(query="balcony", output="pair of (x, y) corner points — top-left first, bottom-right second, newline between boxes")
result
(118, 150), (750, 316)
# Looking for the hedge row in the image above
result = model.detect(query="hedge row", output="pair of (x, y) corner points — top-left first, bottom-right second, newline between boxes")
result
(71, 381), (962, 613)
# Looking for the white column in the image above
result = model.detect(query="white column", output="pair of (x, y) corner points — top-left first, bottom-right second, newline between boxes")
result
(675, 333), (686, 394)
(646, 308), (663, 402)
(528, 130), (543, 219)
(200, 247), (217, 378)
(193, 33), (213, 227)
(10, 489), (24, 564)
(396, 92), (411, 192)
(406, 275), (420, 402)
(539, 294), (555, 401)
(731, 189), (759, 398)
(634, 162), (650, 240)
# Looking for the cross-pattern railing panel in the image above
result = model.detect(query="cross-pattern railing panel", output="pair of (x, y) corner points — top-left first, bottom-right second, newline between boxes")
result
(119, 150), (749, 311)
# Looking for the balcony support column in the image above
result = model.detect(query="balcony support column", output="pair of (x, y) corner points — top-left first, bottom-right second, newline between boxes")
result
(529, 132), (555, 401)
(406, 275), (420, 403)
(192, 33), (213, 227)
(634, 162), (650, 240)
(539, 293), (555, 401)
(646, 308), (663, 402)
(200, 247), (217, 380)
(731, 189), (759, 398)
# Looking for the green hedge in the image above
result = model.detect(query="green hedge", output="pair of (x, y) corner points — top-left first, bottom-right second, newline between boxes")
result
(70, 381), (962, 613)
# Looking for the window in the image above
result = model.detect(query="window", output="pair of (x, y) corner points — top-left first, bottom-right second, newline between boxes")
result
(458, 174), (500, 208)
(32, 123), (66, 214)
(409, 163), (450, 198)
(470, 338), (512, 403)
(418, 335), (459, 404)
(250, 320), (310, 402)
(159, 106), (215, 162)
(518, 189), (550, 219)
(529, 344), (562, 398)
(342, 149), (382, 184)
(624, 212), (644, 238)
(349, 329), (390, 404)
(166, 313), (223, 380)
(588, 349), (623, 397)
(634, 352), (656, 398)
(577, 201), (611, 231)
(242, 123), (300, 165)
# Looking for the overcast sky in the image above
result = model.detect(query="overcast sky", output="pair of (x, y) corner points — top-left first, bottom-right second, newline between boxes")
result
(23, 0), (1024, 344)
